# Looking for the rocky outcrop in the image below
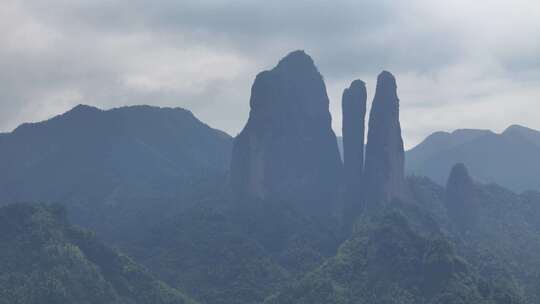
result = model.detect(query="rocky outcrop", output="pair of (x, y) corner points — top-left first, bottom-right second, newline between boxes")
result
(342, 80), (367, 211)
(445, 163), (478, 230)
(230, 50), (342, 205)
(363, 71), (407, 211)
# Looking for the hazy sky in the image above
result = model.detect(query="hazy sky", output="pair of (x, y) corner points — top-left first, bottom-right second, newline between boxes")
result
(2, 0), (540, 147)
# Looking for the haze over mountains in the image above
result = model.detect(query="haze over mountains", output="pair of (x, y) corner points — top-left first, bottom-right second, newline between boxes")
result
(336, 124), (540, 193)
(0, 105), (232, 242)
(407, 124), (540, 192)
(1, 50), (539, 304)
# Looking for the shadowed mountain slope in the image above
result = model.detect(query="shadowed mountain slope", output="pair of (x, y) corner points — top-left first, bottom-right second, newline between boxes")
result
(406, 125), (540, 192)
(0, 105), (232, 241)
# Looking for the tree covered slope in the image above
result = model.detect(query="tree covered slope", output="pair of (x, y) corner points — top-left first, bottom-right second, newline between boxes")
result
(0, 203), (196, 304)
(0, 105), (232, 242)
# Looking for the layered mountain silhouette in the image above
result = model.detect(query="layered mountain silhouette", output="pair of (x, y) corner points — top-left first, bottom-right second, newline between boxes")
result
(407, 125), (540, 192)
(0, 105), (232, 241)
(1, 50), (539, 304)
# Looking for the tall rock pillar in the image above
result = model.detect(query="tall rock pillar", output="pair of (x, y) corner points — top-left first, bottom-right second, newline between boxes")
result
(230, 50), (342, 207)
(342, 80), (367, 213)
(363, 71), (407, 212)
(445, 163), (478, 230)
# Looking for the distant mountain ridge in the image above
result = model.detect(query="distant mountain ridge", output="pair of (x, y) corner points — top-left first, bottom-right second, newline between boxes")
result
(0, 104), (232, 242)
(406, 124), (540, 192)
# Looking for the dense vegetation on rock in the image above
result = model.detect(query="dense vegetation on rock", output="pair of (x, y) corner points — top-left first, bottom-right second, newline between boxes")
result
(265, 212), (523, 304)
(132, 201), (287, 304)
(128, 197), (344, 304)
(410, 172), (540, 304)
(0, 203), (196, 304)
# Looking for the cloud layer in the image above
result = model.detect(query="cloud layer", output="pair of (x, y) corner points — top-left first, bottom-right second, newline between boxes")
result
(2, 0), (540, 147)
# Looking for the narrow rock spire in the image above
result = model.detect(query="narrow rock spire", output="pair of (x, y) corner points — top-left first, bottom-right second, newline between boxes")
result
(445, 163), (478, 230)
(342, 80), (367, 210)
(363, 71), (407, 211)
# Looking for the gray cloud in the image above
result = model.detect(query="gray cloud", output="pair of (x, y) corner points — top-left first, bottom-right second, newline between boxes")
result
(1, 0), (540, 147)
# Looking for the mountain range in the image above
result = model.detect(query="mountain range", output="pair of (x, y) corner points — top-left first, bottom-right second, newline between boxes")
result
(1, 50), (539, 304)
(406, 125), (540, 192)
(337, 125), (540, 193)
(0, 105), (232, 243)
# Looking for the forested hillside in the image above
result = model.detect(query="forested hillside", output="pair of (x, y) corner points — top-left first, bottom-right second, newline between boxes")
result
(0, 203), (196, 304)
(0, 105), (232, 243)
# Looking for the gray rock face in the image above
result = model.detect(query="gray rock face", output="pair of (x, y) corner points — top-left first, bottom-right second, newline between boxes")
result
(363, 71), (407, 210)
(230, 50), (342, 205)
(342, 80), (367, 207)
(445, 163), (478, 229)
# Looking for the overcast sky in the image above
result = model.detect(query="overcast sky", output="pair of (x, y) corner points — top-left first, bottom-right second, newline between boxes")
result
(2, 0), (540, 147)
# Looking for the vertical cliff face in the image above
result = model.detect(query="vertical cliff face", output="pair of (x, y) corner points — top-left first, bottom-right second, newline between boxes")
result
(363, 71), (407, 211)
(230, 50), (342, 205)
(445, 163), (478, 230)
(342, 80), (367, 210)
